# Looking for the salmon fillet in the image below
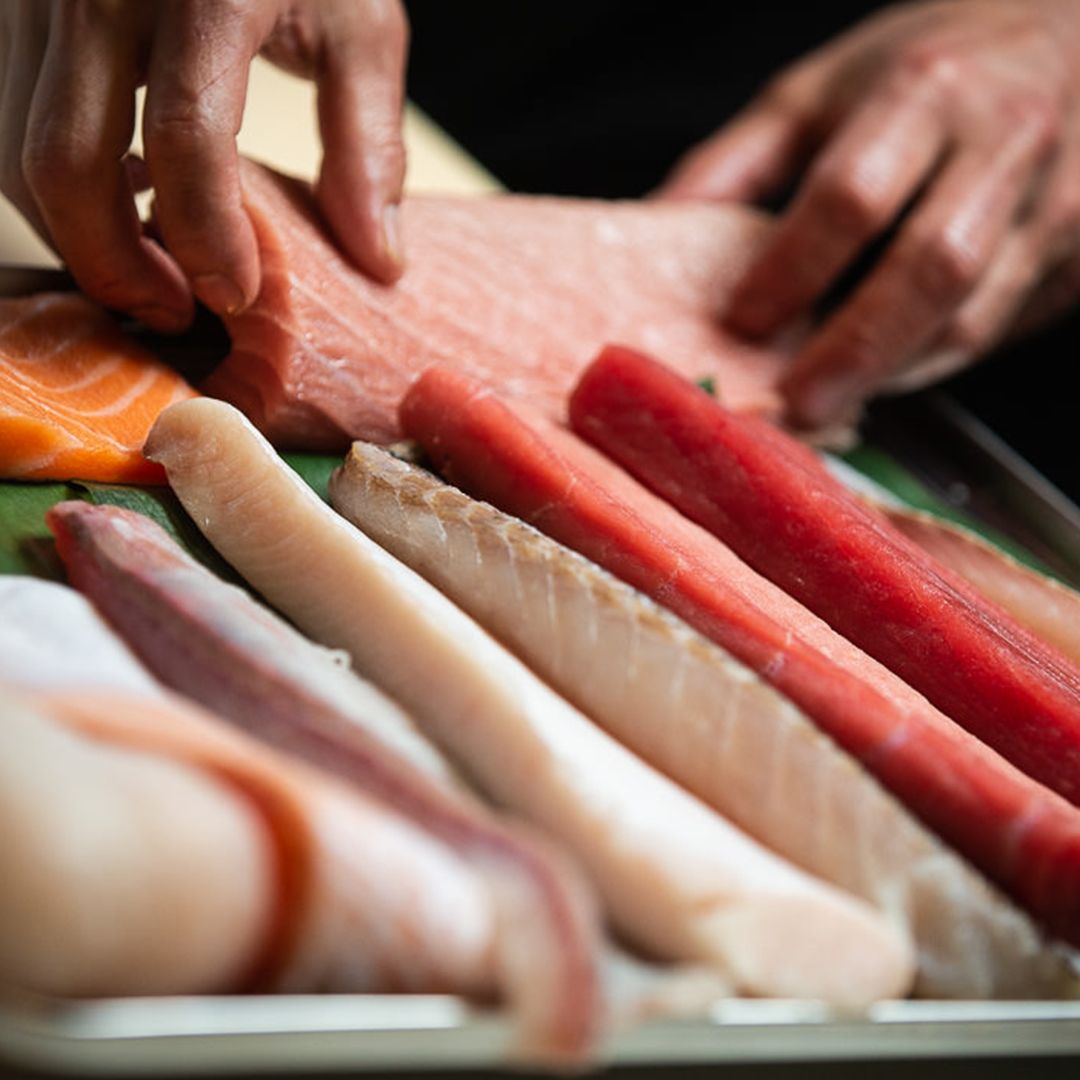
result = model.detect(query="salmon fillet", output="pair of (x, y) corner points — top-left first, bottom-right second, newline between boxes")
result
(330, 442), (1078, 999)
(0, 293), (196, 483)
(147, 397), (915, 1008)
(201, 161), (787, 450)
(399, 366), (1080, 946)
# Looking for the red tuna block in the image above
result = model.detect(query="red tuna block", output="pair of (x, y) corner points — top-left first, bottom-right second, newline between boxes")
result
(202, 160), (787, 450)
(570, 345), (1080, 807)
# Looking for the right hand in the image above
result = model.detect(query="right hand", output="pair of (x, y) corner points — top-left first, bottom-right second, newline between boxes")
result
(0, 0), (409, 332)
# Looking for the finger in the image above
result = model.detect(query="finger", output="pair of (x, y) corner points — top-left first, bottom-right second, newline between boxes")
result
(1008, 130), (1080, 339)
(21, 3), (192, 330)
(656, 95), (812, 205)
(0, 3), (53, 241)
(313, 0), (409, 284)
(886, 230), (1040, 394)
(781, 119), (1055, 429)
(724, 86), (945, 339)
(143, 0), (268, 316)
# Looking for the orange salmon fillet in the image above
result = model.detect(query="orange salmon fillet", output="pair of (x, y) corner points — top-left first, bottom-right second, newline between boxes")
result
(0, 293), (196, 483)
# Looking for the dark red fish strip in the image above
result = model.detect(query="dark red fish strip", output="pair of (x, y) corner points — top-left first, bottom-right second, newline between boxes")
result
(570, 345), (1080, 806)
(401, 365), (1080, 945)
(47, 500), (603, 1062)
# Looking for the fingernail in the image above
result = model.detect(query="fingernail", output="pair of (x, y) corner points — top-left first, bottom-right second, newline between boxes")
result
(193, 273), (247, 316)
(131, 304), (191, 333)
(382, 204), (403, 270)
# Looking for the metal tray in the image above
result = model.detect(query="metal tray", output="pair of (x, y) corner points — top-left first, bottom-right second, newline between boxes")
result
(2, 995), (1080, 1078)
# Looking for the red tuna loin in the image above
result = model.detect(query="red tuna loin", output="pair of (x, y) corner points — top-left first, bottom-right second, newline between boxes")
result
(202, 161), (787, 450)
(400, 365), (1080, 946)
(569, 345), (1080, 806)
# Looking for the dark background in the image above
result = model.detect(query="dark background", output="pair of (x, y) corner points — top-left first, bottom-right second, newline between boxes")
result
(403, 1), (1075, 504)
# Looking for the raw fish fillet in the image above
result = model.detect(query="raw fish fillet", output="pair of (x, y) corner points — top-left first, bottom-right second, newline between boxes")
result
(399, 366), (1080, 946)
(0, 293), (196, 482)
(885, 509), (1080, 669)
(569, 346), (1080, 804)
(0, 576), (161, 697)
(330, 442), (1078, 999)
(201, 161), (786, 449)
(1, 678), (499, 1001)
(147, 397), (915, 1007)
(45, 507), (601, 1062)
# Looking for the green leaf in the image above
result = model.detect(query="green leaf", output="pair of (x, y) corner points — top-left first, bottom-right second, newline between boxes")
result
(281, 452), (344, 503)
(0, 481), (77, 579)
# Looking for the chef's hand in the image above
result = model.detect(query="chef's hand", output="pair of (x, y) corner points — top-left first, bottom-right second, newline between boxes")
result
(0, 0), (408, 332)
(661, 0), (1080, 430)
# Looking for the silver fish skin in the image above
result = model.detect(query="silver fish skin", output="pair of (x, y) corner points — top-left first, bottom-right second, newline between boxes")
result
(146, 397), (915, 1009)
(330, 441), (1080, 1000)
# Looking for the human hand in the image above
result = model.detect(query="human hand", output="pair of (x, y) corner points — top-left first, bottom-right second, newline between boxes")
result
(661, 1), (1080, 429)
(0, 0), (408, 332)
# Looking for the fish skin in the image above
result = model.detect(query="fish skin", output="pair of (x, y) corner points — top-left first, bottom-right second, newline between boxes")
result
(0, 293), (196, 483)
(884, 509), (1080, 669)
(47, 501), (603, 1063)
(399, 365), (1080, 947)
(201, 161), (787, 450)
(147, 396), (916, 1009)
(45, 501), (455, 788)
(329, 441), (1080, 1000)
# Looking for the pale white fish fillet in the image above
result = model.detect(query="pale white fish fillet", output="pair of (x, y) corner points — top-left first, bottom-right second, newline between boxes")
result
(1, 683), (499, 1002)
(0, 688), (270, 997)
(0, 577), (162, 696)
(147, 398), (915, 1007)
(329, 442), (1080, 1000)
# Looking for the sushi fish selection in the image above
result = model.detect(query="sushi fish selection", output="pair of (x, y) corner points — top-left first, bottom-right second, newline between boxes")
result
(2, 160), (1080, 1068)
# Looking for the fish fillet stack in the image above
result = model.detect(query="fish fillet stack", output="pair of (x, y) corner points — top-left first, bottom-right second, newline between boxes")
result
(5, 161), (1080, 1067)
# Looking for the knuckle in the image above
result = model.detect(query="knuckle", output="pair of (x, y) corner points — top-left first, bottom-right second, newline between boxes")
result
(906, 232), (982, 300)
(1005, 94), (1063, 156)
(144, 100), (218, 157)
(810, 169), (888, 241)
(822, 320), (884, 380)
(893, 42), (963, 94)
(21, 130), (97, 195)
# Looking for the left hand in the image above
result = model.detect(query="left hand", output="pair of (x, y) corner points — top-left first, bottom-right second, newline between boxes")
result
(660, 0), (1080, 429)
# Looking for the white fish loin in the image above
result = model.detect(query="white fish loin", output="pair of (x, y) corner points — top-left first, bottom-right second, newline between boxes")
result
(329, 441), (1080, 1001)
(0, 689), (270, 996)
(147, 398), (914, 1007)
(0, 577), (162, 696)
